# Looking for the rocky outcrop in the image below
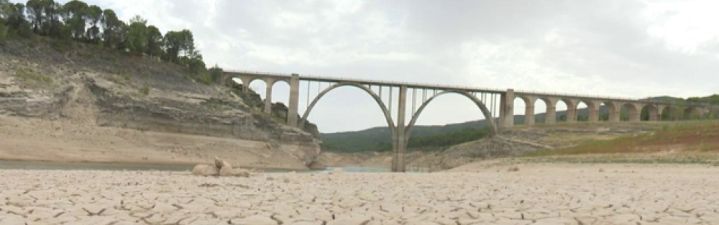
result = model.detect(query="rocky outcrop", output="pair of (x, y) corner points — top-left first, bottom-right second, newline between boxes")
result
(0, 39), (321, 168)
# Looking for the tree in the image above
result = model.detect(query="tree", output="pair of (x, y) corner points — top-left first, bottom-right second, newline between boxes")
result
(61, 0), (87, 40)
(125, 15), (147, 54)
(0, 0), (8, 20)
(163, 29), (194, 63)
(3, 3), (31, 37)
(145, 25), (163, 57)
(84, 5), (101, 42)
(101, 9), (123, 48)
(26, 0), (60, 36)
(208, 65), (224, 84)
(26, 0), (47, 33)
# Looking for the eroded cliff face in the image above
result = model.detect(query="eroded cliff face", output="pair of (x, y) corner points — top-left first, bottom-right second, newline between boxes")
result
(0, 39), (321, 169)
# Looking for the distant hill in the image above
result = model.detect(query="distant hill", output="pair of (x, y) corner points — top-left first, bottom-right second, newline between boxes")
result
(321, 95), (718, 153)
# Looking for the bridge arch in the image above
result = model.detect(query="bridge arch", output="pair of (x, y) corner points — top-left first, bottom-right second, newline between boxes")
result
(514, 95), (536, 125)
(404, 91), (497, 143)
(620, 102), (641, 121)
(575, 100), (591, 122)
(299, 82), (397, 134)
(684, 106), (705, 120)
(539, 97), (557, 124)
(640, 104), (660, 121)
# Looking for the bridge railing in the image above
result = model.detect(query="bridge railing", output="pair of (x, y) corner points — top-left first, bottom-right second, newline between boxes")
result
(225, 70), (712, 107)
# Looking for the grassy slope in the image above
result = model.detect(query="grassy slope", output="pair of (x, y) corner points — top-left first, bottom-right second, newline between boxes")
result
(523, 121), (719, 164)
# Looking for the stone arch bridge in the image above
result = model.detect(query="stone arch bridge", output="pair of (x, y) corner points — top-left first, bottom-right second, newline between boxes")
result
(223, 71), (715, 172)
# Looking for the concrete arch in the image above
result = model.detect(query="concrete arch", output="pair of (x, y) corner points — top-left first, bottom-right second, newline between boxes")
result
(554, 99), (571, 122)
(559, 98), (578, 123)
(574, 100), (592, 122)
(684, 106), (705, 119)
(540, 97), (558, 124)
(404, 91), (498, 143)
(620, 102), (642, 122)
(299, 82), (397, 133)
(604, 101), (621, 122)
(640, 104), (660, 121)
(514, 95), (536, 126)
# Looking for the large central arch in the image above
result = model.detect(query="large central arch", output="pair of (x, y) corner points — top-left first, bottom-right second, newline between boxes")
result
(404, 90), (498, 143)
(299, 82), (397, 135)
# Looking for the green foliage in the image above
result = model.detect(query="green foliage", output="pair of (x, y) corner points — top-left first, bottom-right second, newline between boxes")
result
(14, 67), (52, 87)
(125, 15), (147, 54)
(100, 9), (122, 48)
(208, 65), (224, 84)
(162, 29), (194, 63)
(84, 5), (101, 42)
(407, 128), (490, 150)
(0, 22), (7, 42)
(4, 0), (226, 87)
(60, 0), (86, 39)
(145, 25), (163, 57)
(139, 85), (149, 96)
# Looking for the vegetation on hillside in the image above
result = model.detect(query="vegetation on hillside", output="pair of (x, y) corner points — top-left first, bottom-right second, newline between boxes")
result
(526, 121), (719, 157)
(0, 0), (222, 84)
(322, 95), (718, 153)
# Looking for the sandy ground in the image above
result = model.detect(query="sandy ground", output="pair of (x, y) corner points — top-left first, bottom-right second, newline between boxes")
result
(1, 163), (718, 225)
(0, 115), (311, 170)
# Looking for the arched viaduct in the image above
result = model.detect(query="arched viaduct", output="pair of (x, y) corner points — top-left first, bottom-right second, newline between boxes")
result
(223, 71), (716, 172)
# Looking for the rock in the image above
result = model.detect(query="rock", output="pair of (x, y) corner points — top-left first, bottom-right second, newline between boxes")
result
(220, 167), (250, 177)
(192, 164), (218, 176)
(215, 157), (232, 169)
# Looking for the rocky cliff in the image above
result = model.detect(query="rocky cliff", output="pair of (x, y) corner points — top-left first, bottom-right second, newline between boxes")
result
(0, 38), (321, 169)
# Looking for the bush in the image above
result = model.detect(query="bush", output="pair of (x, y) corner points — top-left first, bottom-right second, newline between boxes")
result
(0, 22), (7, 42)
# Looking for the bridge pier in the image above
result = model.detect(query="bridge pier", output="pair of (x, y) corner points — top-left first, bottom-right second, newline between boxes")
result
(523, 96), (536, 126)
(392, 86), (408, 172)
(564, 99), (578, 123)
(629, 103), (643, 122)
(607, 102), (621, 122)
(263, 78), (274, 114)
(287, 74), (300, 127)
(588, 101), (600, 122)
(544, 98), (558, 124)
(500, 89), (515, 129)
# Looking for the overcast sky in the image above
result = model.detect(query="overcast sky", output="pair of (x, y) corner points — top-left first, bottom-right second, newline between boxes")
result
(31, 0), (719, 132)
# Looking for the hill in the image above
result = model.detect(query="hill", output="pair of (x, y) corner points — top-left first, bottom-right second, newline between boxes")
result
(321, 98), (718, 153)
(0, 37), (321, 170)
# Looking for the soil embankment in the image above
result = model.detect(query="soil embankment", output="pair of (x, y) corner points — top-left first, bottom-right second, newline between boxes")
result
(0, 39), (320, 170)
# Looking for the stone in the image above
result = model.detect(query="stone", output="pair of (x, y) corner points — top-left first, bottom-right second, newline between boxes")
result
(215, 157), (232, 169)
(192, 164), (218, 176)
(220, 167), (250, 177)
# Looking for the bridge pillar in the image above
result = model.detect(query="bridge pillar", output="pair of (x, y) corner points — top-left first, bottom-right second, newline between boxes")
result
(629, 103), (643, 122)
(588, 101), (600, 122)
(523, 96), (536, 126)
(655, 105), (666, 121)
(287, 74), (300, 127)
(608, 102), (621, 122)
(240, 77), (252, 93)
(564, 99), (578, 123)
(393, 86), (408, 172)
(499, 89), (515, 129)
(264, 78), (274, 114)
(544, 98), (558, 124)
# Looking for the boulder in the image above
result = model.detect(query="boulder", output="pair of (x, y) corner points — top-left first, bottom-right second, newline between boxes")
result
(215, 157), (232, 169)
(192, 164), (218, 176)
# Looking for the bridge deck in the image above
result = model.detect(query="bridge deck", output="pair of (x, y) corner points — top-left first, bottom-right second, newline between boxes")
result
(225, 70), (710, 107)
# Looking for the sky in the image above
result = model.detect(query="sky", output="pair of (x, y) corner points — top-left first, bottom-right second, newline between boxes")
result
(20, 0), (719, 132)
